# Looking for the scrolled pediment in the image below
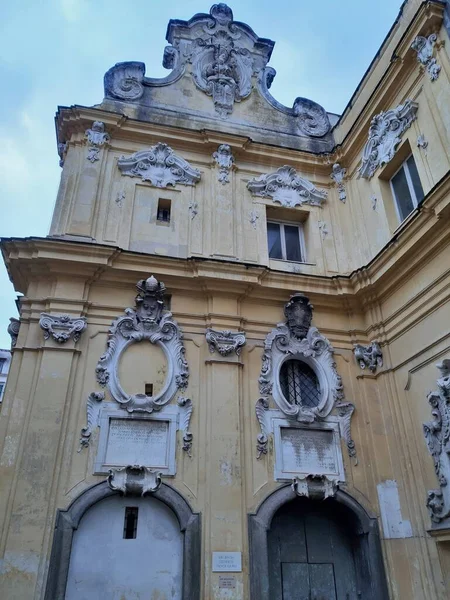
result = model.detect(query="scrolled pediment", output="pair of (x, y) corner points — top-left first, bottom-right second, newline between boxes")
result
(247, 166), (327, 207)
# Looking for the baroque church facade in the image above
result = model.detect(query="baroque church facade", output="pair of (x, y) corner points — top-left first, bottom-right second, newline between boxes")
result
(1, 1), (450, 598)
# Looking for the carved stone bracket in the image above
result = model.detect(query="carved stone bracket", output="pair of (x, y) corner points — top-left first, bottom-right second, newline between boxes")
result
(417, 133), (428, 152)
(85, 121), (110, 163)
(117, 142), (201, 188)
(292, 475), (338, 500)
(95, 275), (189, 412)
(213, 144), (234, 183)
(411, 34), (441, 81)
(354, 341), (383, 373)
(177, 396), (193, 456)
(247, 165), (327, 208)
(7, 317), (20, 349)
(358, 100), (418, 179)
(107, 465), (162, 496)
(330, 163), (347, 202)
(78, 391), (105, 451)
(40, 313), (87, 344)
(423, 359), (450, 525)
(206, 328), (246, 356)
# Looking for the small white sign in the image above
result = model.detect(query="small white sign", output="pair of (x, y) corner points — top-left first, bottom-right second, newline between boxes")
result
(212, 552), (242, 572)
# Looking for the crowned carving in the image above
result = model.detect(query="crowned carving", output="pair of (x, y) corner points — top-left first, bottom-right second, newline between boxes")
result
(330, 163), (347, 202)
(206, 328), (246, 356)
(255, 293), (356, 461)
(78, 391), (105, 451)
(247, 166), (327, 208)
(213, 144), (234, 183)
(7, 317), (20, 349)
(108, 466), (162, 496)
(40, 313), (87, 344)
(85, 121), (110, 163)
(411, 34), (441, 81)
(354, 341), (383, 373)
(117, 142), (201, 188)
(358, 100), (418, 179)
(95, 275), (189, 412)
(423, 360), (450, 525)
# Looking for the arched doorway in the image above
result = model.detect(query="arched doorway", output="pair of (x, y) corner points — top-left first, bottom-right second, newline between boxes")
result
(248, 485), (389, 600)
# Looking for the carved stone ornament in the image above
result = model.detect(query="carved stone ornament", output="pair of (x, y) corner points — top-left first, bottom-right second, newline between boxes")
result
(292, 475), (338, 500)
(423, 360), (450, 525)
(107, 465), (162, 496)
(177, 396), (193, 456)
(206, 328), (246, 356)
(247, 166), (327, 208)
(78, 391), (105, 451)
(95, 275), (189, 413)
(58, 142), (67, 167)
(255, 293), (357, 461)
(117, 142), (201, 188)
(7, 317), (20, 348)
(411, 34), (441, 81)
(417, 133), (428, 152)
(330, 163), (347, 202)
(39, 313), (87, 344)
(358, 100), (418, 179)
(249, 209), (259, 229)
(213, 144), (234, 183)
(85, 121), (110, 163)
(354, 341), (383, 373)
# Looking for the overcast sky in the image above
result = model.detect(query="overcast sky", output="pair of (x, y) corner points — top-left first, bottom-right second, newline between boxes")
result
(0, 0), (404, 349)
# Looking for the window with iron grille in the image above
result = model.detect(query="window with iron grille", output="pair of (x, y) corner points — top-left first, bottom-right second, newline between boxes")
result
(280, 360), (321, 408)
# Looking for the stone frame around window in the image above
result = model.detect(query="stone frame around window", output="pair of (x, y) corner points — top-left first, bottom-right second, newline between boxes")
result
(389, 153), (424, 223)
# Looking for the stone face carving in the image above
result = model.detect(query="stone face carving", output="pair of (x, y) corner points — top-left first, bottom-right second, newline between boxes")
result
(358, 100), (418, 179)
(417, 133), (428, 152)
(354, 341), (383, 373)
(292, 475), (338, 500)
(78, 391), (105, 451)
(411, 34), (441, 81)
(177, 396), (193, 456)
(58, 142), (67, 167)
(85, 121), (110, 163)
(95, 275), (189, 412)
(213, 144), (234, 183)
(330, 163), (347, 202)
(108, 465), (162, 496)
(206, 328), (246, 356)
(117, 142), (201, 188)
(247, 166), (327, 208)
(7, 318), (20, 348)
(423, 360), (450, 524)
(40, 313), (87, 344)
(255, 293), (356, 461)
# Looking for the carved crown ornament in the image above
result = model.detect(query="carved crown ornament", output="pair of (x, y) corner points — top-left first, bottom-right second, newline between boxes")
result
(85, 121), (110, 163)
(354, 341), (383, 374)
(117, 142), (201, 188)
(247, 166), (327, 208)
(206, 328), (246, 356)
(255, 293), (357, 463)
(330, 163), (347, 202)
(39, 313), (87, 344)
(411, 34), (441, 82)
(358, 100), (418, 180)
(423, 359), (450, 526)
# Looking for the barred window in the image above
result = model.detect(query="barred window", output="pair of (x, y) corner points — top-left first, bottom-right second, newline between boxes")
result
(280, 360), (321, 408)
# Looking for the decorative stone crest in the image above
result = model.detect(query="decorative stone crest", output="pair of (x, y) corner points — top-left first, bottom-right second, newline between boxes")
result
(330, 163), (347, 202)
(40, 313), (87, 344)
(177, 396), (193, 456)
(78, 391), (105, 451)
(7, 318), (20, 349)
(108, 465), (162, 496)
(213, 144), (234, 183)
(354, 341), (383, 373)
(85, 121), (110, 163)
(417, 133), (428, 152)
(292, 475), (338, 500)
(247, 165), (327, 207)
(411, 34), (441, 81)
(58, 142), (67, 167)
(255, 293), (356, 461)
(423, 359), (450, 525)
(249, 209), (259, 229)
(318, 220), (329, 238)
(117, 142), (201, 188)
(358, 100), (418, 179)
(95, 275), (189, 412)
(206, 328), (246, 356)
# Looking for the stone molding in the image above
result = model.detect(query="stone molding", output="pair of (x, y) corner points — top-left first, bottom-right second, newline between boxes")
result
(212, 144), (234, 183)
(85, 121), (110, 163)
(330, 163), (347, 202)
(205, 328), (246, 356)
(423, 359), (450, 525)
(354, 341), (383, 373)
(117, 142), (201, 188)
(247, 165), (327, 207)
(107, 465), (162, 496)
(78, 391), (105, 451)
(7, 317), (20, 348)
(411, 34), (441, 81)
(39, 313), (87, 344)
(358, 100), (418, 179)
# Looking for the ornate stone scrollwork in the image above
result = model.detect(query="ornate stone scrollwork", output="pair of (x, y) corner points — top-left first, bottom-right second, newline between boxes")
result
(247, 166), (327, 208)
(177, 396), (193, 456)
(104, 61), (146, 101)
(78, 391), (105, 451)
(7, 317), (20, 349)
(85, 121), (110, 163)
(330, 163), (347, 202)
(411, 34), (441, 81)
(39, 313), (87, 344)
(117, 142), (201, 189)
(95, 275), (189, 413)
(358, 100), (418, 179)
(423, 360), (450, 525)
(255, 293), (357, 461)
(108, 465), (162, 496)
(354, 341), (383, 373)
(206, 328), (246, 356)
(213, 144), (234, 183)
(292, 475), (338, 500)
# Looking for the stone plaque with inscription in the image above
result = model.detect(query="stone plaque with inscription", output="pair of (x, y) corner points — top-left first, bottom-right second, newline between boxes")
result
(105, 419), (169, 467)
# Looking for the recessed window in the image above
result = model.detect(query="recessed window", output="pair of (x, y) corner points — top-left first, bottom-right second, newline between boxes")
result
(390, 155), (424, 222)
(157, 198), (171, 224)
(123, 507), (139, 539)
(145, 383), (153, 396)
(0, 383), (4, 399)
(280, 360), (321, 408)
(0, 358), (5, 373)
(267, 221), (304, 262)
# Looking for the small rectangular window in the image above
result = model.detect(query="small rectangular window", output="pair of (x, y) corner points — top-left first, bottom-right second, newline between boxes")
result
(267, 221), (304, 262)
(123, 507), (139, 539)
(145, 383), (153, 396)
(390, 155), (424, 222)
(157, 198), (171, 224)
(0, 358), (5, 373)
